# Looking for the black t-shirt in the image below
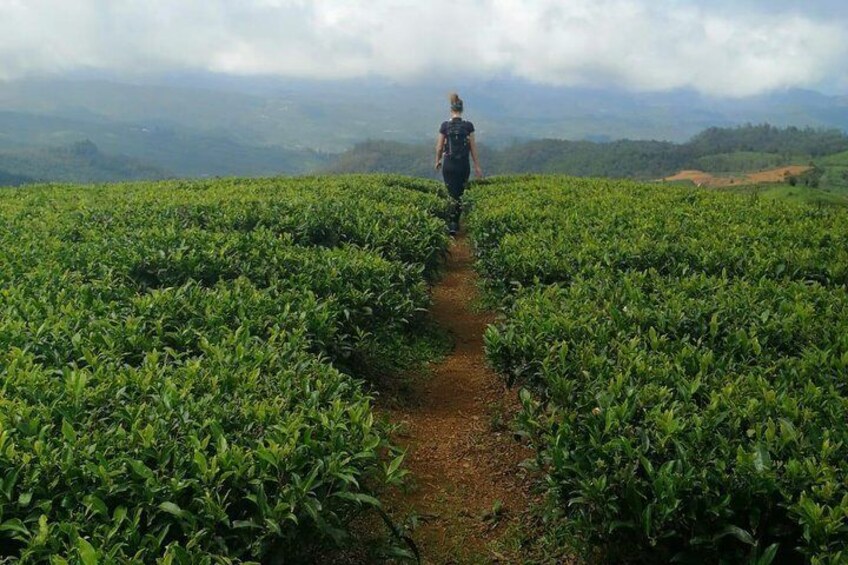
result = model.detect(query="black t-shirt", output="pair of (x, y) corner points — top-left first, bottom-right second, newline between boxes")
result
(440, 118), (474, 164)
(439, 118), (475, 137)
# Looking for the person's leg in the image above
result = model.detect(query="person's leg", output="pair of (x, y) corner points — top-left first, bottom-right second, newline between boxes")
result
(447, 185), (461, 234)
(442, 164), (464, 234)
(459, 163), (471, 213)
(452, 162), (471, 233)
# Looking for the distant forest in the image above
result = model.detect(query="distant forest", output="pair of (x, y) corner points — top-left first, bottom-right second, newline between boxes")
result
(0, 140), (167, 186)
(2, 124), (847, 187)
(328, 124), (848, 179)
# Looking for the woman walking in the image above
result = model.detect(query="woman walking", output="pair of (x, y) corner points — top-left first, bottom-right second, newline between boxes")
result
(435, 92), (483, 235)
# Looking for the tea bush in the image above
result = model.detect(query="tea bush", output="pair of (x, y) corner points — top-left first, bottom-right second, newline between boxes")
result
(469, 176), (848, 563)
(466, 177), (848, 295)
(0, 175), (449, 562)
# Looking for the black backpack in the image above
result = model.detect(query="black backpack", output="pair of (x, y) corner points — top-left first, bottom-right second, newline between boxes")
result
(445, 120), (470, 161)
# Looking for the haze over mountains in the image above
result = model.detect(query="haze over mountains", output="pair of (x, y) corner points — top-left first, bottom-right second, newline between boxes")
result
(1, 74), (848, 183)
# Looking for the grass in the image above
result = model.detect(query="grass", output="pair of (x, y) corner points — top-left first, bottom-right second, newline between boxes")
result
(816, 149), (848, 167)
(726, 182), (848, 207)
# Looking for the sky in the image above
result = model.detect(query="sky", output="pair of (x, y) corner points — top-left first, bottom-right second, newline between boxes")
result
(0, 0), (846, 97)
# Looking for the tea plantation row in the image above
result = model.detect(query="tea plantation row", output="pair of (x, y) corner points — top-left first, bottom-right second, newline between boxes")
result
(467, 176), (848, 563)
(0, 175), (450, 563)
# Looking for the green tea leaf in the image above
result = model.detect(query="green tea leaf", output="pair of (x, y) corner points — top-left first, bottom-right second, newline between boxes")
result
(61, 419), (77, 443)
(77, 538), (98, 565)
(158, 502), (184, 518)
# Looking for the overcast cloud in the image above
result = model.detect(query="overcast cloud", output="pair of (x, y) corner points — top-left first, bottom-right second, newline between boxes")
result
(0, 0), (846, 97)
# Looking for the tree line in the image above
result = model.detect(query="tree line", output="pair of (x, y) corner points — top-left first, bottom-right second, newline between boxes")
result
(328, 124), (848, 180)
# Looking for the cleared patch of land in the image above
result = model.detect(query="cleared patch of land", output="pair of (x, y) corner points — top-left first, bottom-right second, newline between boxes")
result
(663, 165), (811, 187)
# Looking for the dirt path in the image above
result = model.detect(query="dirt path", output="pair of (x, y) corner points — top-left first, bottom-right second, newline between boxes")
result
(384, 233), (532, 564)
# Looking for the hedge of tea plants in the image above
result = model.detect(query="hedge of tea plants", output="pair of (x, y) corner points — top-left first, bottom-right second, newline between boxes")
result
(468, 176), (848, 563)
(0, 175), (449, 562)
(468, 176), (848, 295)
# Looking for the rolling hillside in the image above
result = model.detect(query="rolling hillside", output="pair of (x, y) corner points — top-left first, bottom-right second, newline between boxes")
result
(0, 110), (330, 179)
(0, 169), (33, 186)
(0, 141), (168, 184)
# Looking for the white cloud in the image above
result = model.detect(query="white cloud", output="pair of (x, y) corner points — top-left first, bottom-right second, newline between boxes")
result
(0, 0), (845, 97)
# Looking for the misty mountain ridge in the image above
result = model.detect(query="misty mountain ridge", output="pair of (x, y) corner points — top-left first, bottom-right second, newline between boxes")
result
(3, 75), (848, 149)
(1, 74), (847, 184)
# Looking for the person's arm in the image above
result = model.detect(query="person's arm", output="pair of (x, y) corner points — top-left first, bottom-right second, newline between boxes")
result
(435, 133), (446, 170)
(469, 133), (483, 178)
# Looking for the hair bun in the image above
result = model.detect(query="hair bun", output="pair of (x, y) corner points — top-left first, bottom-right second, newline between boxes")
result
(449, 92), (464, 112)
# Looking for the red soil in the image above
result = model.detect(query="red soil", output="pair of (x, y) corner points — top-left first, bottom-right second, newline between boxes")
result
(663, 165), (811, 188)
(383, 233), (534, 564)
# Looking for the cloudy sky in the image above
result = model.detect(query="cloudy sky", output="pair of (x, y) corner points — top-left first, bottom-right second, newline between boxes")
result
(1, 0), (846, 97)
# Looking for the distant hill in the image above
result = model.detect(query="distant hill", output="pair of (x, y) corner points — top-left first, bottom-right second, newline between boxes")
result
(327, 140), (438, 178)
(328, 124), (848, 180)
(686, 125), (848, 158)
(0, 140), (168, 185)
(0, 169), (33, 187)
(0, 111), (330, 178)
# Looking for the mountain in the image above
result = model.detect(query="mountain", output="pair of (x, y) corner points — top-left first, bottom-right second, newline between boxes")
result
(1, 75), (847, 184)
(2, 76), (847, 153)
